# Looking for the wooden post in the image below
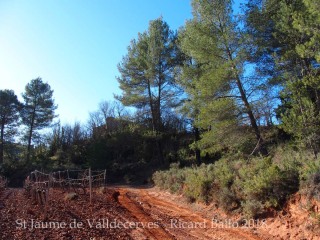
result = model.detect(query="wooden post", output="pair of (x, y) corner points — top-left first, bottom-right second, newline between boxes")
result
(103, 169), (107, 189)
(67, 170), (70, 190)
(89, 168), (92, 205)
(44, 173), (50, 216)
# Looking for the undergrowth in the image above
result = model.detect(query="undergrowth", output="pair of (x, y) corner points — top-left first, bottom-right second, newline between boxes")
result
(153, 147), (319, 218)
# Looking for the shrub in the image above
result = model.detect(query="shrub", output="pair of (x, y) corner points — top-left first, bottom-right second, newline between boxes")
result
(152, 164), (186, 194)
(153, 170), (170, 190)
(274, 147), (320, 200)
(237, 157), (299, 209)
(242, 199), (264, 219)
(211, 159), (239, 210)
(152, 147), (315, 217)
(301, 171), (320, 200)
(182, 164), (215, 203)
(217, 188), (240, 212)
(299, 157), (320, 182)
(153, 164), (216, 203)
(212, 159), (235, 188)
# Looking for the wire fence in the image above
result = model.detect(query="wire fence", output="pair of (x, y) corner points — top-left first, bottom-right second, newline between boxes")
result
(24, 168), (106, 205)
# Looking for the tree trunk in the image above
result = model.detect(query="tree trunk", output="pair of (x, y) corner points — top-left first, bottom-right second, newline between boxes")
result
(156, 138), (165, 165)
(146, 79), (165, 164)
(234, 74), (268, 155)
(26, 126), (33, 162)
(26, 109), (36, 162)
(0, 119), (4, 164)
(194, 126), (201, 165)
(147, 79), (157, 132)
(226, 48), (268, 155)
(315, 89), (320, 113)
(157, 80), (162, 132)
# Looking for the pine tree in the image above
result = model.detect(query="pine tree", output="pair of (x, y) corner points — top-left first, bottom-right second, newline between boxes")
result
(21, 78), (57, 162)
(0, 90), (21, 164)
(179, 0), (267, 155)
(246, 0), (320, 155)
(116, 18), (182, 164)
(116, 17), (181, 133)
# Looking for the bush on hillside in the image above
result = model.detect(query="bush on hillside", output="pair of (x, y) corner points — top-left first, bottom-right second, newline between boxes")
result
(184, 165), (215, 203)
(301, 171), (320, 200)
(152, 163), (186, 193)
(152, 148), (316, 218)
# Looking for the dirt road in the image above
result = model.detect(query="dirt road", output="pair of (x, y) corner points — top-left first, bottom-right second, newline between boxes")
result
(115, 187), (267, 240)
(0, 186), (269, 240)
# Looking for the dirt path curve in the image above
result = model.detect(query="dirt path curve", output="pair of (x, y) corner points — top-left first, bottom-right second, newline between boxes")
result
(117, 189), (175, 240)
(115, 187), (265, 240)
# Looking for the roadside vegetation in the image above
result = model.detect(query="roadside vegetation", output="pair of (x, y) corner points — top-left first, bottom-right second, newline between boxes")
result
(153, 147), (320, 218)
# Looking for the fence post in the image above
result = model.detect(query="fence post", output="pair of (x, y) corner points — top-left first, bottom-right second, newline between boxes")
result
(103, 169), (106, 188)
(44, 173), (50, 216)
(35, 170), (38, 183)
(67, 170), (70, 190)
(89, 168), (92, 205)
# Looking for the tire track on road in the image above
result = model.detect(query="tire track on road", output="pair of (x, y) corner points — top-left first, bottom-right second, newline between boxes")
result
(117, 188), (176, 240)
(118, 187), (265, 240)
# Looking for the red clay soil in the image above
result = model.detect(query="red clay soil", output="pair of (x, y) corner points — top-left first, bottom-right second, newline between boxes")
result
(0, 186), (319, 240)
(116, 187), (263, 240)
(257, 193), (320, 240)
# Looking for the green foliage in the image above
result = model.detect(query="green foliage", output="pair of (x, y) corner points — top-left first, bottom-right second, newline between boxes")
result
(153, 163), (216, 203)
(22, 78), (57, 131)
(196, 99), (251, 154)
(212, 159), (234, 189)
(22, 78), (57, 162)
(300, 160), (320, 183)
(0, 89), (21, 164)
(273, 147), (320, 201)
(292, 0), (320, 62)
(184, 165), (215, 203)
(281, 88), (320, 157)
(153, 148), (309, 217)
(116, 18), (181, 133)
(115, 18), (184, 165)
(178, 0), (267, 156)
(301, 172), (320, 201)
(242, 199), (264, 219)
(246, 0), (320, 154)
(46, 122), (87, 169)
(153, 163), (186, 193)
(237, 158), (299, 207)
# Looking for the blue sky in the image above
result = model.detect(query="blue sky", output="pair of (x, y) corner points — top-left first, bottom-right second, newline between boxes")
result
(0, 0), (192, 124)
(0, 0), (244, 124)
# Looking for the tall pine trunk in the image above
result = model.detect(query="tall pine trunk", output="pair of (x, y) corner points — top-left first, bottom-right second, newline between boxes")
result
(0, 119), (4, 164)
(194, 126), (201, 165)
(26, 108), (36, 162)
(147, 78), (164, 164)
(226, 48), (268, 155)
(235, 75), (268, 155)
